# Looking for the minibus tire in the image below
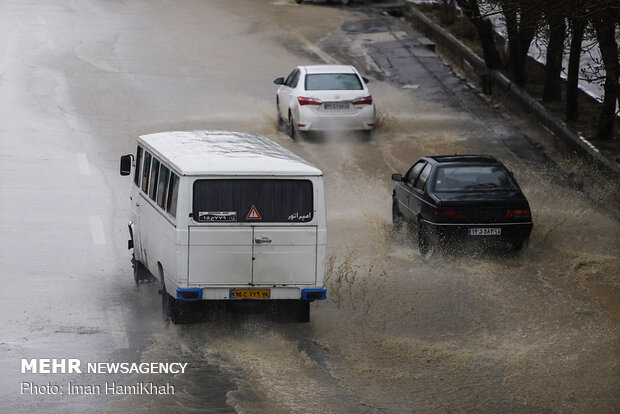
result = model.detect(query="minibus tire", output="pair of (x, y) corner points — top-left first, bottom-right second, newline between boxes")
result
(162, 286), (187, 324)
(297, 301), (310, 323)
(133, 256), (149, 285)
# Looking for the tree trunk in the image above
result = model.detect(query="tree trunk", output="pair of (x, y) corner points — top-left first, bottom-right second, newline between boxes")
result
(504, 7), (526, 85)
(593, 12), (618, 141)
(566, 17), (585, 120)
(440, 0), (457, 25)
(503, 4), (538, 86)
(542, 12), (566, 102)
(456, 0), (503, 69)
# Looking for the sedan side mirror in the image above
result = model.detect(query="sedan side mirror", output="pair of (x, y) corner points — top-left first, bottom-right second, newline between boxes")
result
(362, 77), (369, 84)
(273, 77), (284, 85)
(391, 173), (403, 181)
(120, 154), (133, 176)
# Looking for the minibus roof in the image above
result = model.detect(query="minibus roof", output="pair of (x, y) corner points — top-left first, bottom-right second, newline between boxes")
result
(138, 131), (322, 176)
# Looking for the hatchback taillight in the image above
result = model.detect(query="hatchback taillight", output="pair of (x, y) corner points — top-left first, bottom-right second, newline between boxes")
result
(434, 210), (462, 219)
(298, 96), (321, 106)
(351, 96), (373, 105)
(505, 209), (531, 219)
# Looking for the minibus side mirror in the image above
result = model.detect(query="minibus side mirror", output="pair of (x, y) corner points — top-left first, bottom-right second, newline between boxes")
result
(120, 154), (133, 176)
(391, 173), (402, 181)
(273, 77), (284, 85)
(363, 77), (369, 84)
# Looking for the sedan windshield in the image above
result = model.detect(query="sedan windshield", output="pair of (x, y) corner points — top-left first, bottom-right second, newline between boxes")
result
(434, 165), (518, 192)
(305, 73), (363, 90)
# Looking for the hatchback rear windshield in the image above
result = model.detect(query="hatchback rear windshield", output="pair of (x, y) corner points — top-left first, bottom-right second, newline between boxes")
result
(193, 179), (313, 223)
(305, 73), (363, 91)
(434, 165), (518, 192)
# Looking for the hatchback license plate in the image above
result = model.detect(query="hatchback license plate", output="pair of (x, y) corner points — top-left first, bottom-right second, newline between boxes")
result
(229, 289), (270, 299)
(324, 102), (349, 110)
(468, 228), (501, 236)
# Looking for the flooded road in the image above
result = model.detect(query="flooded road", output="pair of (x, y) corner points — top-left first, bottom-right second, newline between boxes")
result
(1, 0), (618, 413)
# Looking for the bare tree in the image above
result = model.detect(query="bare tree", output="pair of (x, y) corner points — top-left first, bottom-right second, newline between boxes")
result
(500, 0), (542, 86)
(590, 0), (619, 140)
(566, 12), (586, 120)
(456, 0), (504, 68)
(542, 1), (566, 102)
(440, 0), (458, 25)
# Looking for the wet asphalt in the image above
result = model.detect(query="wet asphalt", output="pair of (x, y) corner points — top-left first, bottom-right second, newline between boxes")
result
(1, 1), (618, 413)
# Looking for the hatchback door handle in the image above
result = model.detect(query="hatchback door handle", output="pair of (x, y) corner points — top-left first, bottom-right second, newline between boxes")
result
(255, 237), (271, 244)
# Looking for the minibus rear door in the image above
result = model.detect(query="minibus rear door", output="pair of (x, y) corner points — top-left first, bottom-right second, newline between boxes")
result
(252, 226), (317, 285)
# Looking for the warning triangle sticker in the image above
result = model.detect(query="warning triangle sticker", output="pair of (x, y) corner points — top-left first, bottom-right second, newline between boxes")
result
(246, 205), (262, 220)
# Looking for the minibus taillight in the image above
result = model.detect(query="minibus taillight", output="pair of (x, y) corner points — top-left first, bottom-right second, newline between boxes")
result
(434, 210), (462, 219)
(306, 291), (324, 300)
(298, 96), (321, 106)
(181, 291), (199, 299)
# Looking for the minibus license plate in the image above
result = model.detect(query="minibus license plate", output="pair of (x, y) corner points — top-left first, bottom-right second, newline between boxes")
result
(468, 228), (501, 236)
(229, 289), (270, 299)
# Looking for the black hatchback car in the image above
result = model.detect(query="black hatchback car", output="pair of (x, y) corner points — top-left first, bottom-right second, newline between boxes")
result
(391, 155), (533, 254)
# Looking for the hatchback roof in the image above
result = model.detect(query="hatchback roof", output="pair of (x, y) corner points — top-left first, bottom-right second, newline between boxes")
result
(303, 65), (356, 74)
(429, 155), (501, 164)
(139, 131), (322, 176)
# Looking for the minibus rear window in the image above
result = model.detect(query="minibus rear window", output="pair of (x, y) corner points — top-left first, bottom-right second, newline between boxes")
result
(193, 179), (313, 223)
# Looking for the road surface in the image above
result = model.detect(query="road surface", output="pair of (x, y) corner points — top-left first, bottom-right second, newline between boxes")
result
(1, 0), (618, 413)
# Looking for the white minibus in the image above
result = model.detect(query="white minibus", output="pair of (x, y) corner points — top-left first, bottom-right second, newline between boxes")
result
(119, 131), (327, 323)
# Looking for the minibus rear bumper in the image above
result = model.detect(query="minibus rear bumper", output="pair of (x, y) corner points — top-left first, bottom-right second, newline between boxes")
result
(176, 286), (326, 301)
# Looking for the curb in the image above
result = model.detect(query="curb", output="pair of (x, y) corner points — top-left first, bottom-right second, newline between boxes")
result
(402, 5), (620, 175)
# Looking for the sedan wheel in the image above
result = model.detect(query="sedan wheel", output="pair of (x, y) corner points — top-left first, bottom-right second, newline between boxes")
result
(418, 222), (432, 255)
(288, 112), (304, 141)
(392, 199), (403, 231)
(276, 99), (284, 131)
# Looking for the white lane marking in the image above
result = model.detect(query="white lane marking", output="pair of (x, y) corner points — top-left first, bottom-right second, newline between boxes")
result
(89, 215), (106, 245)
(280, 22), (339, 65)
(76, 153), (91, 175)
(106, 308), (129, 349)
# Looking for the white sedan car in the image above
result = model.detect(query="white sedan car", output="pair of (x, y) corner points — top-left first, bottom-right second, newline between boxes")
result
(274, 65), (375, 140)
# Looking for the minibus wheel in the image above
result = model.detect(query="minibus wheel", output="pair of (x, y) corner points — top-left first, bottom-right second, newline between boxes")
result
(297, 301), (310, 323)
(132, 255), (150, 285)
(162, 284), (187, 324)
